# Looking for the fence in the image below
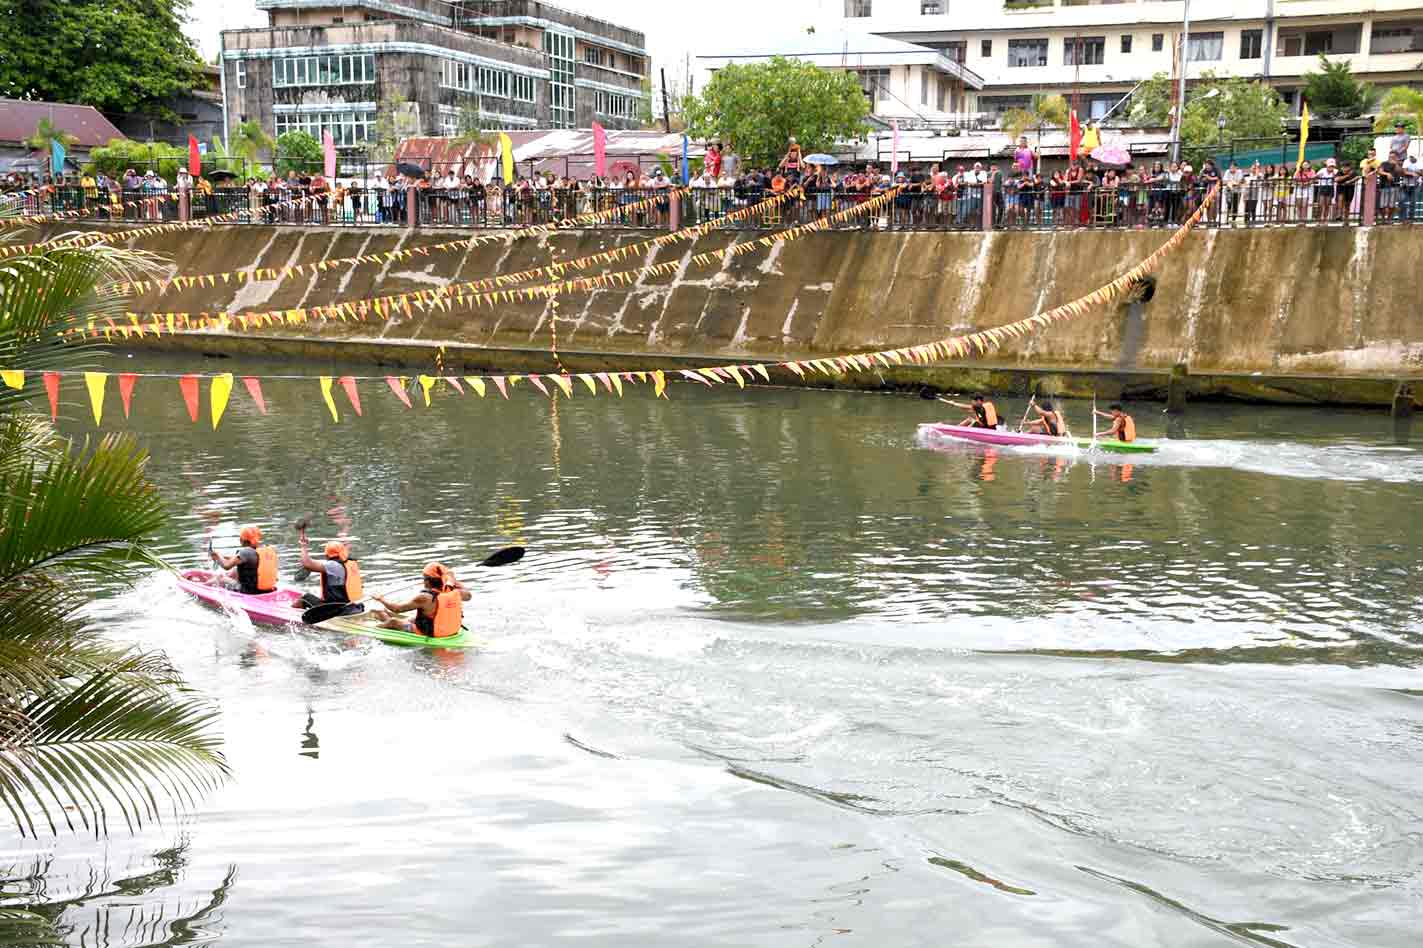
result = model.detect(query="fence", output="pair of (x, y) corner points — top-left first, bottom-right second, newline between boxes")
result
(3, 178), (1418, 233)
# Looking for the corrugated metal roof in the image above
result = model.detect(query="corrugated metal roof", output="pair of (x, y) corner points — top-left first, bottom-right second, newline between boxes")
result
(395, 131), (706, 181)
(0, 99), (125, 148)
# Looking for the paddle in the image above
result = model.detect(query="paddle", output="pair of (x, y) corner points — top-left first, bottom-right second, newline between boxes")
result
(300, 546), (526, 626)
(291, 517), (313, 582)
(1091, 395), (1099, 445)
(1016, 395), (1036, 433)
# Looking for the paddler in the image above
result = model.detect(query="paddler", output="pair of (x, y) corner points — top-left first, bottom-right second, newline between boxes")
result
(1023, 401), (1066, 437)
(1093, 403), (1138, 443)
(370, 563), (470, 638)
(295, 535), (364, 610)
(945, 393), (1000, 429)
(209, 526), (278, 595)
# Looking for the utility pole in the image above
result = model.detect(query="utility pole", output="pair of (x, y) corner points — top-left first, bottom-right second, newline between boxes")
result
(660, 67), (672, 133)
(1170, 0), (1192, 162)
(1262, 0), (1275, 81)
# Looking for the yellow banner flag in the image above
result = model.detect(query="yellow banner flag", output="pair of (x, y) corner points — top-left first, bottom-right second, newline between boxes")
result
(319, 376), (340, 422)
(1297, 101), (1311, 170)
(84, 372), (106, 425)
(418, 375), (436, 407)
(210, 373), (234, 430)
(577, 374), (598, 396)
(1, 369), (23, 390)
(464, 376), (486, 398)
(499, 132), (514, 185)
(652, 370), (666, 399)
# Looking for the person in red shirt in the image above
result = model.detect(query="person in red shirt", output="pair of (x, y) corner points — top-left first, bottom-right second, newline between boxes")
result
(705, 141), (723, 178)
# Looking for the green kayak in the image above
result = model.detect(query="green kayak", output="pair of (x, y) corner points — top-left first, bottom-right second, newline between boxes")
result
(314, 610), (485, 649)
(1074, 438), (1159, 455)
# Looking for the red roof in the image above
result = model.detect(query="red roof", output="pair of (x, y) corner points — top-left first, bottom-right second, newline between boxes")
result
(395, 131), (705, 182)
(0, 99), (125, 148)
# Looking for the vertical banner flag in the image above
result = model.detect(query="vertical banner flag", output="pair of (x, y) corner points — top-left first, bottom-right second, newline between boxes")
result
(43, 372), (60, 420)
(51, 139), (65, 175)
(681, 135), (689, 185)
(499, 133), (514, 186)
(1070, 110), (1082, 161)
(84, 372), (106, 426)
(890, 120), (899, 175)
(187, 134), (201, 176)
(592, 121), (607, 178)
(1297, 102), (1311, 170)
(210, 373), (234, 430)
(322, 130), (337, 180)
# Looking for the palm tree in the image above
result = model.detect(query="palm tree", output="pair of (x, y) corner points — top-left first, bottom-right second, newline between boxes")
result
(1002, 94), (1070, 142)
(23, 117), (79, 174)
(228, 119), (276, 167)
(1374, 86), (1423, 133)
(0, 244), (229, 863)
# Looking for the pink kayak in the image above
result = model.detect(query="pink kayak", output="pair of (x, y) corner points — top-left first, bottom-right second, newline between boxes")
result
(919, 423), (1158, 454)
(176, 569), (307, 626)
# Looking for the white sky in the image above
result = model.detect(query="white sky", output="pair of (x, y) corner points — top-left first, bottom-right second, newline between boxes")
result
(186, 0), (838, 89)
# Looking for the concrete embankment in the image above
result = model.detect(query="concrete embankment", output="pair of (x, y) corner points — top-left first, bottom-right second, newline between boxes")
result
(51, 221), (1423, 405)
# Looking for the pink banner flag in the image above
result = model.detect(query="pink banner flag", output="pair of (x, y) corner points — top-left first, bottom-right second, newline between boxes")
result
(890, 120), (899, 176)
(339, 376), (362, 416)
(43, 371), (60, 420)
(322, 130), (337, 179)
(118, 373), (138, 418)
(492, 376), (509, 399)
(241, 376), (267, 414)
(385, 376), (412, 408)
(592, 121), (607, 178)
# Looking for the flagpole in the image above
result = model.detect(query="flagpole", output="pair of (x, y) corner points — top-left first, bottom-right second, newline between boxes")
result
(1170, 0), (1192, 163)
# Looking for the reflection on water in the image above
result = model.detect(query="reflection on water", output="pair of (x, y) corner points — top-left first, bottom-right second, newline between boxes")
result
(7, 354), (1421, 946)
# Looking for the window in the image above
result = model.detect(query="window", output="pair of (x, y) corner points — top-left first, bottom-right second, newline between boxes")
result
(273, 109), (376, 147)
(1151, 33), (1163, 52)
(544, 30), (575, 128)
(583, 46), (604, 66)
(1120, 34), (1132, 54)
(981, 39), (992, 58)
(921, 0), (944, 12)
(921, 70), (930, 106)
(1007, 38), (1048, 67)
(1063, 36), (1105, 65)
(1280, 26), (1360, 57)
(479, 65), (510, 98)
(844, 0), (872, 15)
(512, 74), (535, 103)
(1240, 29), (1262, 59)
(941, 40), (966, 63)
(858, 68), (890, 102)
(593, 89), (637, 119)
(272, 53), (374, 88)
(1372, 22), (1423, 54)
(235, 60), (246, 89)
(1187, 31), (1223, 61)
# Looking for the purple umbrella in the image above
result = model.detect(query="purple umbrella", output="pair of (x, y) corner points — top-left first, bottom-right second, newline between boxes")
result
(1090, 145), (1131, 166)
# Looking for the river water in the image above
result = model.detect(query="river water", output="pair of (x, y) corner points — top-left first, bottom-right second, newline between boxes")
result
(6, 355), (1421, 947)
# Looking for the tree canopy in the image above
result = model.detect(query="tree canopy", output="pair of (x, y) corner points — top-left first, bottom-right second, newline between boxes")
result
(683, 58), (871, 167)
(1002, 94), (1069, 141)
(1373, 86), (1423, 133)
(0, 0), (206, 119)
(1303, 55), (1376, 118)
(275, 131), (323, 176)
(1129, 71), (1288, 160)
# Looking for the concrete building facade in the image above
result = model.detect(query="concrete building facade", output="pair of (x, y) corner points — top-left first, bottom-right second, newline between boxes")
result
(220, 0), (648, 153)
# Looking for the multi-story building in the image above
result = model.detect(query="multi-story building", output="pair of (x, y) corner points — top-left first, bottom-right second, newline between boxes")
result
(837, 0), (1423, 123)
(219, 0), (649, 153)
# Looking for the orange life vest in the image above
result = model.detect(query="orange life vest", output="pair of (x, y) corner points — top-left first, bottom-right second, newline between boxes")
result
(343, 559), (363, 600)
(1118, 415), (1137, 443)
(980, 401), (999, 428)
(415, 589), (463, 638)
(255, 546), (278, 593)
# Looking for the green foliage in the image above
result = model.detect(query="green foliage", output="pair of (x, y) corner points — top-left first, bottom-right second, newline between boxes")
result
(452, 99), (495, 149)
(0, 244), (229, 838)
(86, 139), (186, 183)
(1303, 55), (1377, 118)
(23, 119), (78, 157)
(1127, 72), (1175, 127)
(1003, 94), (1070, 140)
(228, 120), (276, 166)
(683, 57), (871, 167)
(275, 131), (323, 177)
(1374, 86), (1423, 133)
(1129, 71), (1287, 162)
(0, 0), (205, 119)
(1339, 135), (1374, 164)
(370, 92), (415, 162)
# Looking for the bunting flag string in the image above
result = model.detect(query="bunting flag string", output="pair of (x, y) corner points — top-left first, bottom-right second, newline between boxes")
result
(106, 187), (694, 297)
(10, 187), (1216, 428)
(0, 195), (322, 262)
(81, 188), (891, 342)
(0, 193), (180, 230)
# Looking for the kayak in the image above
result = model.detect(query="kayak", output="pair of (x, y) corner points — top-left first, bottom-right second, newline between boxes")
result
(175, 570), (481, 648)
(919, 423), (1159, 454)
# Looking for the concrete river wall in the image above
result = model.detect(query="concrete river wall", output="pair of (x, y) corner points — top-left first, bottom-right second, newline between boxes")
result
(70, 222), (1423, 406)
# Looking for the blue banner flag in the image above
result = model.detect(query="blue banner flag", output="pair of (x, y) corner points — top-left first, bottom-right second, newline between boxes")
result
(51, 139), (65, 174)
(681, 135), (689, 185)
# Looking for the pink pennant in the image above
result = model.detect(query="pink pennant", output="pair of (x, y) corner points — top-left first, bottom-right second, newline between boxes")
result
(385, 376), (412, 408)
(492, 376), (509, 399)
(118, 373), (138, 418)
(339, 376), (362, 416)
(595, 371), (613, 393)
(527, 374), (551, 397)
(178, 374), (200, 423)
(42, 371), (60, 420)
(444, 376), (464, 395)
(241, 376), (267, 414)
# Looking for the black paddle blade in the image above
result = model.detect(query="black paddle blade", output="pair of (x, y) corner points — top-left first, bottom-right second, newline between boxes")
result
(479, 546), (524, 568)
(292, 566), (312, 583)
(302, 602), (363, 626)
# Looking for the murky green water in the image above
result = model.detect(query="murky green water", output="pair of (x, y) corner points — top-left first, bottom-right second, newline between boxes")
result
(5, 353), (1421, 946)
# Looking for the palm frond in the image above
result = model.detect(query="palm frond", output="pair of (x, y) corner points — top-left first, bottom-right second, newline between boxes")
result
(0, 669), (229, 837)
(0, 908), (63, 947)
(0, 433), (167, 587)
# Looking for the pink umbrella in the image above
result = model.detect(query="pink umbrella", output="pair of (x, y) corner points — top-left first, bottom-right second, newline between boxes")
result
(1090, 145), (1132, 166)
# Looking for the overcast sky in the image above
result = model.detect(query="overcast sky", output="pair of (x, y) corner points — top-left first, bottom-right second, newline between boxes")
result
(186, 0), (838, 88)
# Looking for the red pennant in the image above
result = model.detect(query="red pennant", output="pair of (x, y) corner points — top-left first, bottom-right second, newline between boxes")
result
(385, 376), (412, 408)
(42, 371), (60, 420)
(118, 373), (137, 418)
(339, 376), (362, 416)
(241, 376), (267, 414)
(178, 374), (200, 423)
